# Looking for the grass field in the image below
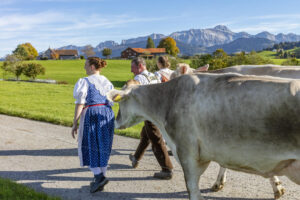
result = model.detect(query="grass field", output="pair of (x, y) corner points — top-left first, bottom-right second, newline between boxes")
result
(0, 177), (61, 200)
(258, 50), (300, 65)
(0, 60), (143, 138)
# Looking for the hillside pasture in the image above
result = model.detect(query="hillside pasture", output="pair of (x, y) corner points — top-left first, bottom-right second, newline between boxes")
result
(0, 60), (142, 138)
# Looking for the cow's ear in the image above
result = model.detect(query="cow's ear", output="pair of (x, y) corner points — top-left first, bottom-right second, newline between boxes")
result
(180, 66), (188, 74)
(107, 89), (127, 103)
(195, 64), (209, 72)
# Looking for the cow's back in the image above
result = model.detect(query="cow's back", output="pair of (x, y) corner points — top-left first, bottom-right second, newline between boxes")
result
(210, 65), (300, 79)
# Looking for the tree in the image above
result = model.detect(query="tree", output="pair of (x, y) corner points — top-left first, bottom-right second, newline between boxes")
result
(23, 43), (38, 59)
(82, 45), (95, 58)
(13, 45), (29, 60)
(1, 54), (21, 79)
(190, 54), (212, 69)
(102, 48), (112, 59)
(210, 49), (228, 70)
(51, 51), (59, 60)
(12, 43), (38, 60)
(146, 37), (155, 48)
(157, 37), (180, 57)
(23, 63), (45, 79)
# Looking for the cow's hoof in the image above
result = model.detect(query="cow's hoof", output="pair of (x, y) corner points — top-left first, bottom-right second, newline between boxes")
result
(211, 183), (224, 192)
(274, 188), (285, 199)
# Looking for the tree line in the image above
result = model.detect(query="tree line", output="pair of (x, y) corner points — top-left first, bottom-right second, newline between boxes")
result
(190, 49), (275, 70)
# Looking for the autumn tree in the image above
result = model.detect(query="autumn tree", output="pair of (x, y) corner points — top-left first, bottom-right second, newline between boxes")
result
(157, 37), (180, 57)
(24, 43), (38, 59)
(146, 37), (155, 48)
(13, 43), (38, 60)
(82, 45), (95, 58)
(102, 48), (112, 59)
(51, 51), (59, 60)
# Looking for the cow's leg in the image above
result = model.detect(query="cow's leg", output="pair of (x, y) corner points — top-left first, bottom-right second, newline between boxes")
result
(211, 166), (227, 192)
(178, 150), (210, 200)
(281, 160), (300, 185)
(270, 176), (285, 199)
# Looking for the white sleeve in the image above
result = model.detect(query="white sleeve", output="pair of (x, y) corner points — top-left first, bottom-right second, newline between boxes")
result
(102, 77), (114, 95)
(73, 78), (88, 104)
(134, 74), (148, 85)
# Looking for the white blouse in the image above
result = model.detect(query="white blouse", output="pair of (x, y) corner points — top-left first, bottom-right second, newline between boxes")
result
(154, 68), (174, 82)
(73, 74), (114, 104)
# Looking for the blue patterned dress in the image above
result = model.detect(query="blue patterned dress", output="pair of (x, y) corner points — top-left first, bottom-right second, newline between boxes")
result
(74, 75), (114, 168)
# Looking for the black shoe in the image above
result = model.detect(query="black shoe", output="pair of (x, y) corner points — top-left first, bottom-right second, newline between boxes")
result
(129, 154), (139, 168)
(153, 170), (173, 180)
(90, 173), (109, 193)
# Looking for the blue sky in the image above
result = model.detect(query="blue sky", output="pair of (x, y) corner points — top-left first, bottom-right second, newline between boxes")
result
(1, 0), (300, 57)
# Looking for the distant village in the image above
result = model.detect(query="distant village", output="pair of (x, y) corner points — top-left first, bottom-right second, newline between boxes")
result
(38, 47), (166, 60)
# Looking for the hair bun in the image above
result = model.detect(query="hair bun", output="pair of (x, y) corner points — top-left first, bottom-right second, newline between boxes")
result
(100, 60), (107, 68)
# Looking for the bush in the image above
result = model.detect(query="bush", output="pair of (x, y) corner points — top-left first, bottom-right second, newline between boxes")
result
(80, 55), (84, 59)
(281, 58), (300, 66)
(40, 56), (48, 60)
(23, 63), (46, 79)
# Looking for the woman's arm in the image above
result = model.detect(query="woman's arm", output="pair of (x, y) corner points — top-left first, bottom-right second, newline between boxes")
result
(71, 104), (84, 139)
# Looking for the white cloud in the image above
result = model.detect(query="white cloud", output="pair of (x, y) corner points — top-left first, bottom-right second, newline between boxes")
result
(232, 21), (300, 34)
(251, 14), (300, 20)
(0, 10), (168, 56)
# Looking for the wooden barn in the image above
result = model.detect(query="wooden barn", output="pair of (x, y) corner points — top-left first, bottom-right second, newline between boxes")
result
(39, 48), (79, 60)
(121, 47), (166, 59)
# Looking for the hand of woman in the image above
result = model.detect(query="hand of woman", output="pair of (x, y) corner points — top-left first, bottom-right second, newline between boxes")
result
(71, 124), (78, 139)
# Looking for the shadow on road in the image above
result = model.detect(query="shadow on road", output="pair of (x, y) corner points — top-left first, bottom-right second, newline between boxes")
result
(0, 148), (144, 157)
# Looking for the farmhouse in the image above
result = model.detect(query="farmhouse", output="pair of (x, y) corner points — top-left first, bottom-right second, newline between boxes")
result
(39, 48), (79, 60)
(121, 47), (166, 59)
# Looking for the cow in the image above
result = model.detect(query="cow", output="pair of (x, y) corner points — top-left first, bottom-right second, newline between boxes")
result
(172, 64), (300, 198)
(108, 73), (300, 200)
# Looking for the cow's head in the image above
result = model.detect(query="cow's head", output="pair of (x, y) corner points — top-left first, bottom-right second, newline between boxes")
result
(107, 80), (145, 129)
(170, 63), (209, 79)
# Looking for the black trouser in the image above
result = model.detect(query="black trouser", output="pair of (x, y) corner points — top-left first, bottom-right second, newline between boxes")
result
(134, 121), (173, 171)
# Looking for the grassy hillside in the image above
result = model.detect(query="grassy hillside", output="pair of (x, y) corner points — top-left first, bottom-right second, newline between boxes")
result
(1, 60), (133, 87)
(258, 51), (292, 65)
(0, 60), (142, 138)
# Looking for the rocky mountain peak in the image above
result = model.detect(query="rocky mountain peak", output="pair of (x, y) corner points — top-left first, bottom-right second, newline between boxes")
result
(213, 25), (232, 32)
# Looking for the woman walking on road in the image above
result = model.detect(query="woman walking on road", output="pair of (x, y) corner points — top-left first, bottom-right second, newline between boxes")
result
(71, 57), (115, 193)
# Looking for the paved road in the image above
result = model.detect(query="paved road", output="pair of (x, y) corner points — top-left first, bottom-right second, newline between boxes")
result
(0, 114), (299, 200)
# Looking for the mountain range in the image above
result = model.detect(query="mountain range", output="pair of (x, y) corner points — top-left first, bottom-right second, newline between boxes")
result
(57, 25), (300, 57)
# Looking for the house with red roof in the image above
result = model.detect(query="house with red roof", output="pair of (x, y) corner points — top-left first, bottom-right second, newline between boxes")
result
(121, 47), (166, 59)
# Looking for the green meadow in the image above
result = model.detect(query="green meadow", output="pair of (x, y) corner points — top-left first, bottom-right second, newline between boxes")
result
(0, 59), (143, 138)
